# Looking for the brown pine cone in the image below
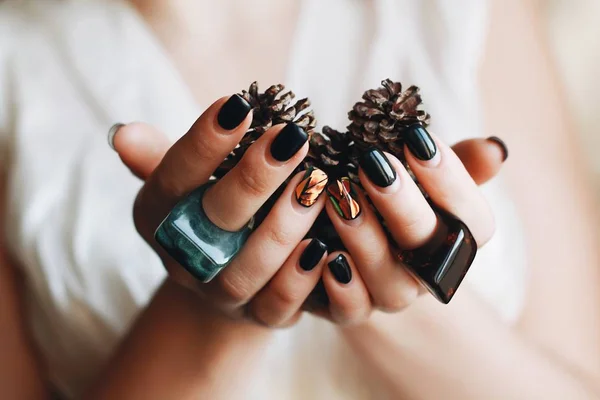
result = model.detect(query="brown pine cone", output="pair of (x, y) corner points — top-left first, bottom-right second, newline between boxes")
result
(213, 82), (316, 179)
(306, 79), (430, 186)
(214, 80), (430, 250)
(303, 80), (431, 249)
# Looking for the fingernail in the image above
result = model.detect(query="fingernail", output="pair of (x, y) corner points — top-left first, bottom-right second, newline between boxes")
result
(299, 239), (328, 271)
(328, 254), (352, 284)
(326, 178), (361, 220)
(405, 124), (437, 161)
(295, 167), (328, 207)
(270, 123), (308, 162)
(487, 136), (509, 162)
(360, 148), (397, 187)
(217, 94), (252, 130)
(108, 123), (125, 150)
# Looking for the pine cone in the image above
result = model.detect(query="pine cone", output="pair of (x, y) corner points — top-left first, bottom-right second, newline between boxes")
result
(306, 79), (430, 186)
(213, 79), (430, 249)
(214, 82), (317, 179)
(303, 79), (431, 249)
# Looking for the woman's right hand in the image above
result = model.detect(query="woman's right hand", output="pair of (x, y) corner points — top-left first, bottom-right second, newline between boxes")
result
(112, 95), (330, 327)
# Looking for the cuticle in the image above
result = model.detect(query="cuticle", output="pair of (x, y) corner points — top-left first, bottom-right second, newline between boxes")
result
(213, 116), (248, 137)
(410, 146), (442, 168)
(370, 173), (401, 195)
(328, 199), (364, 225)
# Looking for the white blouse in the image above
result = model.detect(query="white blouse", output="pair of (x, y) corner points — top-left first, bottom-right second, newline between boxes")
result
(0, 0), (527, 398)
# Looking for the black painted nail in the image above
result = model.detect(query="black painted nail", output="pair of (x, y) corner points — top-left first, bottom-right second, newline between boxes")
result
(328, 254), (352, 284)
(299, 239), (328, 271)
(270, 123), (308, 162)
(405, 124), (437, 161)
(360, 148), (397, 187)
(487, 136), (509, 162)
(217, 94), (252, 130)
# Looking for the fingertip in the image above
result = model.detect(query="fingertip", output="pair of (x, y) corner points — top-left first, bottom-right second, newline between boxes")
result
(217, 94), (253, 131)
(110, 122), (172, 180)
(111, 122), (159, 154)
(452, 138), (505, 185)
(207, 95), (254, 136)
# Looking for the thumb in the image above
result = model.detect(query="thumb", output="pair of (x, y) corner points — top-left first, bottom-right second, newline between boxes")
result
(451, 137), (508, 186)
(108, 122), (172, 181)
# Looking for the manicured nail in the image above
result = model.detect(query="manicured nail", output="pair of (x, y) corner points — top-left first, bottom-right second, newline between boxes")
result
(217, 94), (252, 130)
(270, 123), (309, 162)
(487, 136), (509, 162)
(326, 178), (361, 220)
(295, 167), (328, 207)
(360, 148), (397, 187)
(107, 123), (125, 150)
(299, 239), (328, 271)
(328, 254), (352, 284)
(405, 124), (437, 161)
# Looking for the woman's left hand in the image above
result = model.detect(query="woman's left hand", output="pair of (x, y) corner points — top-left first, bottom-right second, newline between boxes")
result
(314, 128), (507, 325)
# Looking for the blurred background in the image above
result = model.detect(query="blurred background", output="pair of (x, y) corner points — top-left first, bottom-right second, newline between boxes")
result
(546, 0), (600, 195)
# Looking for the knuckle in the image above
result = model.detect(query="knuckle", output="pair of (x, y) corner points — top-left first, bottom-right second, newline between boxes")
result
(277, 312), (303, 328)
(375, 285), (419, 312)
(189, 134), (218, 165)
(331, 298), (372, 326)
(236, 156), (271, 198)
(334, 306), (371, 326)
(217, 274), (252, 306)
(154, 171), (187, 200)
(265, 225), (295, 248)
(251, 307), (284, 329)
(398, 209), (434, 238)
(269, 282), (301, 311)
(250, 283), (303, 328)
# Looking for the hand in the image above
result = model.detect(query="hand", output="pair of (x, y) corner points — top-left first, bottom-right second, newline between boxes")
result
(112, 94), (506, 327)
(315, 126), (507, 325)
(113, 95), (330, 325)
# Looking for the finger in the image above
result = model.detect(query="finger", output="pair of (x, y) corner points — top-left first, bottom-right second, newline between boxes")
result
(208, 168), (328, 307)
(322, 252), (371, 325)
(357, 149), (438, 249)
(134, 95), (253, 239)
(202, 122), (309, 231)
(404, 125), (495, 245)
(109, 122), (172, 181)
(452, 137), (508, 185)
(249, 238), (328, 328)
(324, 179), (420, 311)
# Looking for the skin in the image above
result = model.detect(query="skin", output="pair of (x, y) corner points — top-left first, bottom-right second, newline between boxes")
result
(1, 0), (599, 399)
